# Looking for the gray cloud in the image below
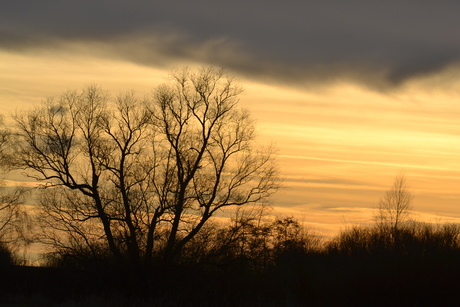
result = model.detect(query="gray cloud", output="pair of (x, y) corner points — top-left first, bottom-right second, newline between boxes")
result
(2, 1), (460, 89)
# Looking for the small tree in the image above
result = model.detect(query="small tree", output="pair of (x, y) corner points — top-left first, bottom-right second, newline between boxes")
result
(375, 173), (413, 238)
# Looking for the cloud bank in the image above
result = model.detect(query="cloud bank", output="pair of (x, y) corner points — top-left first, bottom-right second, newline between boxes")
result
(2, 1), (460, 89)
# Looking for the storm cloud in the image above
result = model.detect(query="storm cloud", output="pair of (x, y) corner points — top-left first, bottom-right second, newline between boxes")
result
(2, 1), (460, 89)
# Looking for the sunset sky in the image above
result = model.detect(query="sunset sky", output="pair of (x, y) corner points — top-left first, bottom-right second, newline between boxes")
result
(3, 1), (460, 236)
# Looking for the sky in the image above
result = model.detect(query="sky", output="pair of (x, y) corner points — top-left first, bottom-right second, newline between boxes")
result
(3, 1), (460, 237)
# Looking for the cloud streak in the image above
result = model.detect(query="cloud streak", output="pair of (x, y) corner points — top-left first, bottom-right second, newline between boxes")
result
(279, 154), (456, 172)
(2, 1), (460, 89)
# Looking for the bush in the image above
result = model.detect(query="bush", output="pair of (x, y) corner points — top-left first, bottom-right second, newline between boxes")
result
(327, 222), (460, 257)
(0, 242), (13, 268)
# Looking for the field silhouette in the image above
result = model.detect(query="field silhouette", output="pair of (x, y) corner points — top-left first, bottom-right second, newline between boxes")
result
(1, 69), (460, 305)
(2, 220), (460, 306)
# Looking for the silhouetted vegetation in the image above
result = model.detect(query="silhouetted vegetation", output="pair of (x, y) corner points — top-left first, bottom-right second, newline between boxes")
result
(2, 69), (460, 305)
(0, 242), (13, 268)
(2, 218), (460, 306)
(12, 67), (279, 270)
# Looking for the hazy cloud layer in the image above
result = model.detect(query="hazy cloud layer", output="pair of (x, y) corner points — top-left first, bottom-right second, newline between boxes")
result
(2, 1), (460, 89)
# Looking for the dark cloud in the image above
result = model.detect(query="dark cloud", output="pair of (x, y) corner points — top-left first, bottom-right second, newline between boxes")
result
(2, 1), (460, 89)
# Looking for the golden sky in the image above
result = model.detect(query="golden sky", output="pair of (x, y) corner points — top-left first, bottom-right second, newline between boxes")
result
(3, 49), (460, 237)
(4, 2), (460, 238)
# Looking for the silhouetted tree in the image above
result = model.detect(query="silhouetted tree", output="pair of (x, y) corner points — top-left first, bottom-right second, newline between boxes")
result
(0, 116), (29, 262)
(14, 67), (279, 266)
(375, 173), (413, 241)
(151, 68), (279, 263)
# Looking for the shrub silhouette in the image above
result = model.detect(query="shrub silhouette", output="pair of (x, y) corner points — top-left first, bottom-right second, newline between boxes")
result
(309, 222), (460, 305)
(5, 217), (460, 306)
(0, 242), (12, 268)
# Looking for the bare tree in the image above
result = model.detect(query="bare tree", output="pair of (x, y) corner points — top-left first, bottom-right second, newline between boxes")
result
(152, 67), (279, 263)
(14, 86), (158, 264)
(14, 67), (279, 266)
(375, 173), (413, 236)
(0, 188), (26, 244)
(0, 116), (29, 252)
